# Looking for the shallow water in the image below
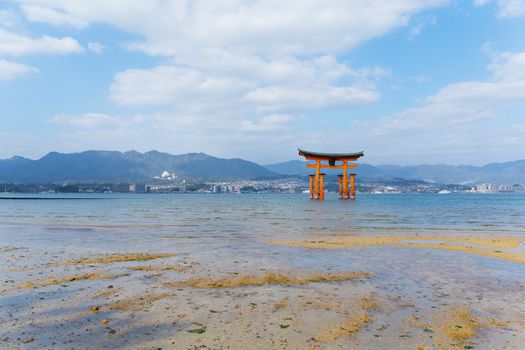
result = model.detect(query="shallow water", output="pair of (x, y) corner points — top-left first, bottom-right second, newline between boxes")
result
(1, 193), (525, 349)
(2, 193), (525, 246)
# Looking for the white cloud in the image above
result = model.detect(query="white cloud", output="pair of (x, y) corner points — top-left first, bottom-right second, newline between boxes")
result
(43, 46), (525, 165)
(110, 65), (255, 108)
(87, 42), (105, 54)
(326, 49), (525, 164)
(0, 9), (84, 81)
(473, 0), (525, 17)
(110, 54), (382, 116)
(47, 111), (301, 162)
(50, 113), (120, 128)
(15, 1), (441, 110)
(21, 4), (88, 28)
(408, 16), (436, 40)
(17, 1), (445, 126)
(0, 59), (38, 80)
(0, 10), (21, 29)
(0, 28), (84, 56)
(25, 0), (525, 164)
(245, 85), (378, 112)
(241, 114), (294, 132)
(473, 0), (491, 6)
(497, 0), (525, 17)
(372, 50), (525, 134)
(489, 51), (525, 80)
(18, 1), (448, 56)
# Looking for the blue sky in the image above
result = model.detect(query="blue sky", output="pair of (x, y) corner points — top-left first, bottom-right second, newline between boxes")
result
(1, 1), (524, 165)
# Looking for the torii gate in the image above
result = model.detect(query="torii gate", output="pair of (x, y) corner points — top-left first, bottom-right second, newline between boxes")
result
(298, 149), (364, 200)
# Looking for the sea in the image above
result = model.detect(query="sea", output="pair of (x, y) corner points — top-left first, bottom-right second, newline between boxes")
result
(1, 192), (525, 262)
(2, 193), (525, 349)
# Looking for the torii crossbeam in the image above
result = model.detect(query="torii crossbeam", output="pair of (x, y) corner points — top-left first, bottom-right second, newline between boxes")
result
(298, 149), (364, 200)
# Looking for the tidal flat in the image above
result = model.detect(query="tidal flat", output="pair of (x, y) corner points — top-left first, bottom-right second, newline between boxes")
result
(1, 193), (525, 349)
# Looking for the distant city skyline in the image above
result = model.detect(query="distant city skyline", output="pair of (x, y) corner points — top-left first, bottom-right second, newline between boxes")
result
(1, 1), (525, 165)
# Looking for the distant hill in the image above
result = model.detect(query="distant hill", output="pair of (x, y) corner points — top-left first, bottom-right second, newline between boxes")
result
(375, 160), (525, 184)
(264, 159), (525, 184)
(0, 150), (277, 183)
(2, 150), (525, 184)
(263, 161), (308, 176)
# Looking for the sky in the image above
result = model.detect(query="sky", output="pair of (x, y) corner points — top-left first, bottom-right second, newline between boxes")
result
(0, 0), (524, 165)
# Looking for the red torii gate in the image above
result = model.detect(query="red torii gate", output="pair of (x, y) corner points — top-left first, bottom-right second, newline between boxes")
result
(298, 149), (364, 200)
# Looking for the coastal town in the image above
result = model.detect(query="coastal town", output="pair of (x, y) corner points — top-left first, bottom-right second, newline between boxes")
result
(3, 169), (524, 195)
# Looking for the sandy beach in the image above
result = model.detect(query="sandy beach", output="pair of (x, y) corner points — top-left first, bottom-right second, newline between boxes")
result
(1, 194), (525, 349)
(2, 230), (525, 350)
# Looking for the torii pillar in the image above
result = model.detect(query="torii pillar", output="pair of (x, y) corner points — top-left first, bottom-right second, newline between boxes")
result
(350, 173), (356, 199)
(319, 173), (326, 200)
(337, 175), (344, 199)
(309, 175), (315, 199)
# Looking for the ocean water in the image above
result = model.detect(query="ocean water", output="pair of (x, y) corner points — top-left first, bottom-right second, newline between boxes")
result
(1, 192), (525, 259)
(3, 193), (525, 349)
(3, 192), (525, 303)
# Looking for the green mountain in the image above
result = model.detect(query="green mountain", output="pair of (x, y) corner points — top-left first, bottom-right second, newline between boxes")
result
(2, 150), (525, 184)
(0, 150), (278, 183)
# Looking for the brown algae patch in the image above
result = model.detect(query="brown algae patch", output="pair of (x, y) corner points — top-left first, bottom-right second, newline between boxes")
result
(438, 307), (479, 345)
(437, 307), (512, 348)
(273, 298), (289, 310)
(165, 271), (370, 289)
(411, 306), (511, 349)
(0, 246), (25, 253)
(92, 287), (121, 299)
(316, 312), (372, 341)
(358, 296), (381, 311)
(128, 262), (197, 273)
(104, 293), (171, 312)
(315, 296), (379, 342)
(7, 266), (35, 272)
(271, 235), (525, 264)
(48, 253), (176, 266)
(18, 273), (128, 289)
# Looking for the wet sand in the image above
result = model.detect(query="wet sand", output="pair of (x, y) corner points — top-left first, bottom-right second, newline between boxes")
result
(2, 194), (525, 349)
(2, 236), (525, 350)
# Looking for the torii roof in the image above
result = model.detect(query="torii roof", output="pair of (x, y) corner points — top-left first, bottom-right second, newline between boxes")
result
(298, 149), (364, 160)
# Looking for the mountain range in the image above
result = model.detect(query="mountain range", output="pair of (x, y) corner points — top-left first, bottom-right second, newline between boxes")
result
(0, 150), (276, 183)
(1, 150), (525, 184)
(264, 160), (525, 184)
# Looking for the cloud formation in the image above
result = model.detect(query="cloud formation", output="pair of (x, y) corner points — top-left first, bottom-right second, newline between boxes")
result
(344, 49), (525, 164)
(1, 1), (523, 164)
(0, 28), (84, 56)
(0, 25), (84, 79)
(373, 50), (525, 134)
(474, 0), (525, 18)
(0, 59), (37, 80)
(18, 1), (447, 55)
